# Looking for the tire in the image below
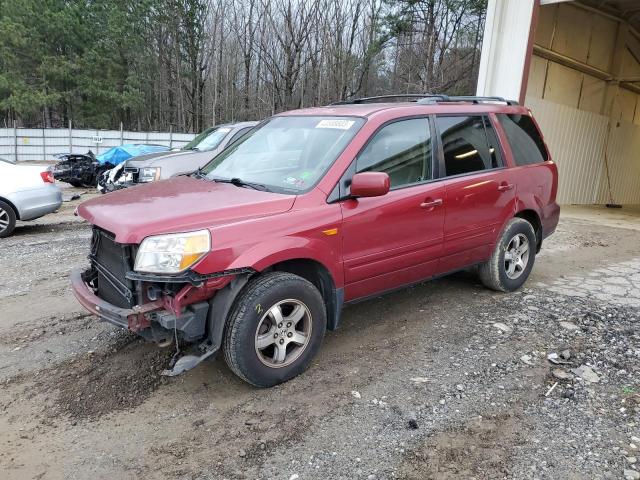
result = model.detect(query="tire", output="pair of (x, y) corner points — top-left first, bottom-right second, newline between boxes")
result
(223, 272), (327, 387)
(67, 180), (83, 188)
(0, 200), (17, 238)
(478, 217), (536, 292)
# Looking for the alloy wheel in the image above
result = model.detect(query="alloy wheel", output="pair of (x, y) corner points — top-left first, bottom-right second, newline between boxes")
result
(0, 208), (9, 233)
(254, 299), (312, 368)
(504, 233), (530, 279)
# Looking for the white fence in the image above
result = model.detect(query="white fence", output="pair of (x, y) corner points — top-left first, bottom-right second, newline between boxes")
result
(0, 126), (196, 162)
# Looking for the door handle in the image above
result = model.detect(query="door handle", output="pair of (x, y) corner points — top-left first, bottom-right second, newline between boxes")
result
(498, 183), (514, 192)
(420, 198), (443, 209)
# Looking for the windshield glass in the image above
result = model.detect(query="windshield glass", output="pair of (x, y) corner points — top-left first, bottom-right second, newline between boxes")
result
(195, 127), (232, 151)
(182, 127), (214, 150)
(202, 116), (364, 194)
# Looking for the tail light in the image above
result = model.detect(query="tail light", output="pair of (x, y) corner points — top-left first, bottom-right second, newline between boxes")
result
(41, 170), (55, 183)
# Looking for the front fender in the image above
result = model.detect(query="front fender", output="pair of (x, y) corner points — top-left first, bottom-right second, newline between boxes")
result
(226, 235), (344, 288)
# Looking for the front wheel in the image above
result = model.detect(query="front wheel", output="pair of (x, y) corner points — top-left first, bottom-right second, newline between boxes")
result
(0, 200), (17, 238)
(478, 218), (536, 292)
(223, 272), (326, 387)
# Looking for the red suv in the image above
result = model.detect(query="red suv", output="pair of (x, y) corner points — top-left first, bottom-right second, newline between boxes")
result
(72, 95), (559, 387)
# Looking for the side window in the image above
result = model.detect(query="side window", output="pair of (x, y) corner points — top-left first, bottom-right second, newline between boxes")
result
(497, 114), (548, 166)
(437, 115), (497, 177)
(483, 116), (504, 168)
(356, 118), (432, 188)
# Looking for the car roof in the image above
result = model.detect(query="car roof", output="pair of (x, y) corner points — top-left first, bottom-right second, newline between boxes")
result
(216, 121), (259, 129)
(277, 102), (528, 119)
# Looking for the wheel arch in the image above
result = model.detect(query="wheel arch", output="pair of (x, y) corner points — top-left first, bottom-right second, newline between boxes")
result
(514, 209), (542, 252)
(0, 195), (20, 220)
(264, 258), (343, 331)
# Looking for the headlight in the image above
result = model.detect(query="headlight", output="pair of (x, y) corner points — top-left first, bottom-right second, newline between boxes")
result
(134, 230), (211, 274)
(139, 167), (161, 183)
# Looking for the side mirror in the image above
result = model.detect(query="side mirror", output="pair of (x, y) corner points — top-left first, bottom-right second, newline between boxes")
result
(350, 172), (390, 198)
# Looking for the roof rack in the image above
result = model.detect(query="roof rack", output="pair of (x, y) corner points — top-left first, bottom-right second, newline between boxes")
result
(330, 94), (519, 106)
(330, 94), (447, 105)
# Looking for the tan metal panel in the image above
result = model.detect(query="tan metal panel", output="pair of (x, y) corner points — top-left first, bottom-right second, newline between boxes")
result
(527, 55), (548, 98)
(612, 88), (638, 123)
(597, 121), (640, 204)
(526, 97), (608, 204)
(535, 4), (557, 49)
(579, 74), (607, 114)
(544, 62), (583, 107)
(552, 4), (592, 63)
(621, 48), (640, 77)
(587, 15), (618, 71)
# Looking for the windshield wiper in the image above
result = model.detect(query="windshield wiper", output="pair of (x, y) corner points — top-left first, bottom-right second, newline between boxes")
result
(212, 177), (268, 191)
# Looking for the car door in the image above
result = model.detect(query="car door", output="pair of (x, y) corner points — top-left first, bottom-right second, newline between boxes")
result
(340, 117), (445, 301)
(435, 114), (516, 274)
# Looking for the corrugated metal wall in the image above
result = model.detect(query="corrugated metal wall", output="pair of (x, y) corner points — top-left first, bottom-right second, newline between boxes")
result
(524, 2), (640, 205)
(527, 96), (640, 205)
(0, 128), (195, 162)
(596, 121), (640, 204)
(526, 97), (608, 204)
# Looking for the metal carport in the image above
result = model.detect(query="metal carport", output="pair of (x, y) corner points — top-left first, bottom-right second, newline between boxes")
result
(477, 0), (640, 205)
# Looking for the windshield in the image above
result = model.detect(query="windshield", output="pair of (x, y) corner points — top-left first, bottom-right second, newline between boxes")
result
(182, 127), (214, 150)
(195, 126), (232, 151)
(202, 116), (364, 194)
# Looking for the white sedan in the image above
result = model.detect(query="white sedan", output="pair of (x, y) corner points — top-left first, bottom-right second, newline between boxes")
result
(0, 158), (63, 237)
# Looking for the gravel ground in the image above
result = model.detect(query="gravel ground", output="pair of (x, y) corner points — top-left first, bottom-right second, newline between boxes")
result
(0, 196), (639, 480)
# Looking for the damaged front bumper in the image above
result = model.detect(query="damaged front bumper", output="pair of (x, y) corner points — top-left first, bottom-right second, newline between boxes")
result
(71, 268), (214, 344)
(71, 268), (162, 330)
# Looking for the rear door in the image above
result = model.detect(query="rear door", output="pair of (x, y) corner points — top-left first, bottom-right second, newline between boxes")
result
(435, 114), (516, 273)
(340, 117), (445, 300)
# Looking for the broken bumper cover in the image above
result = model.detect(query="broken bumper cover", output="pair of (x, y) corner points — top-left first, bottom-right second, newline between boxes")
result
(70, 268), (163, 331)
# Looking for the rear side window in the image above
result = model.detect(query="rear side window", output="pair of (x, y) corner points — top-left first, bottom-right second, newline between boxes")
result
(356, 118), (432, 188)
(497, 114), (548, 165)
(436, 115), (501, 177)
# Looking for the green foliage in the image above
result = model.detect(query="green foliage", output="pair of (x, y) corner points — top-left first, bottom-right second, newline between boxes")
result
(0, 0), (487, 129)
(0, 0), (162, 127)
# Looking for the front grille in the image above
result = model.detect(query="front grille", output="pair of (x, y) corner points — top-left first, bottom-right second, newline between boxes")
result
(90, 228), (137, 308)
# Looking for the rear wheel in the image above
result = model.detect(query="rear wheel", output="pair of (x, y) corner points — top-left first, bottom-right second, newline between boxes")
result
(0, 200), (17, 238)
(478, 218), (536, 292)
(223, 272), (326, 387)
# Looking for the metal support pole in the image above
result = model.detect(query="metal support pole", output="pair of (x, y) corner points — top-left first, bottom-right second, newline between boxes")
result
(68, 119), (72, 153)
(13, 120), (18, 162)
(42, 127), (46, 161)
(120, 122), (124, 145)
(169, 125), (173, 149)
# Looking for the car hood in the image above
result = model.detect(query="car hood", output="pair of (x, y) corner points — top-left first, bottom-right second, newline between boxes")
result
(122, 149), (185, 165)
(125, 149), (216, 168)
(77, 176), (296, 243)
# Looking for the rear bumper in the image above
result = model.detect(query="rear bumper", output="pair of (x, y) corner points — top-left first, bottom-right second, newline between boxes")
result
(542, 202), (560, 239)
(12, 184), (62, 221)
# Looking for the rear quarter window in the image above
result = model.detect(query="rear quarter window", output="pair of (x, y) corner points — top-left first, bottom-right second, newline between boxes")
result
(497, 114), (548, 166)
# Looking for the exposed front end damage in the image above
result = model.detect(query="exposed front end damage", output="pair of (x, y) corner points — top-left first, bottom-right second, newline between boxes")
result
(71, 227), (254, 374)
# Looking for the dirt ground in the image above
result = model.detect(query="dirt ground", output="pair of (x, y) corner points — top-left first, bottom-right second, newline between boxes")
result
(0, 191), (639, 480)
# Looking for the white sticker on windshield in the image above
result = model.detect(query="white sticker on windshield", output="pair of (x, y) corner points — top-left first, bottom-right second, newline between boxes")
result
(315, 119), (355, 130)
